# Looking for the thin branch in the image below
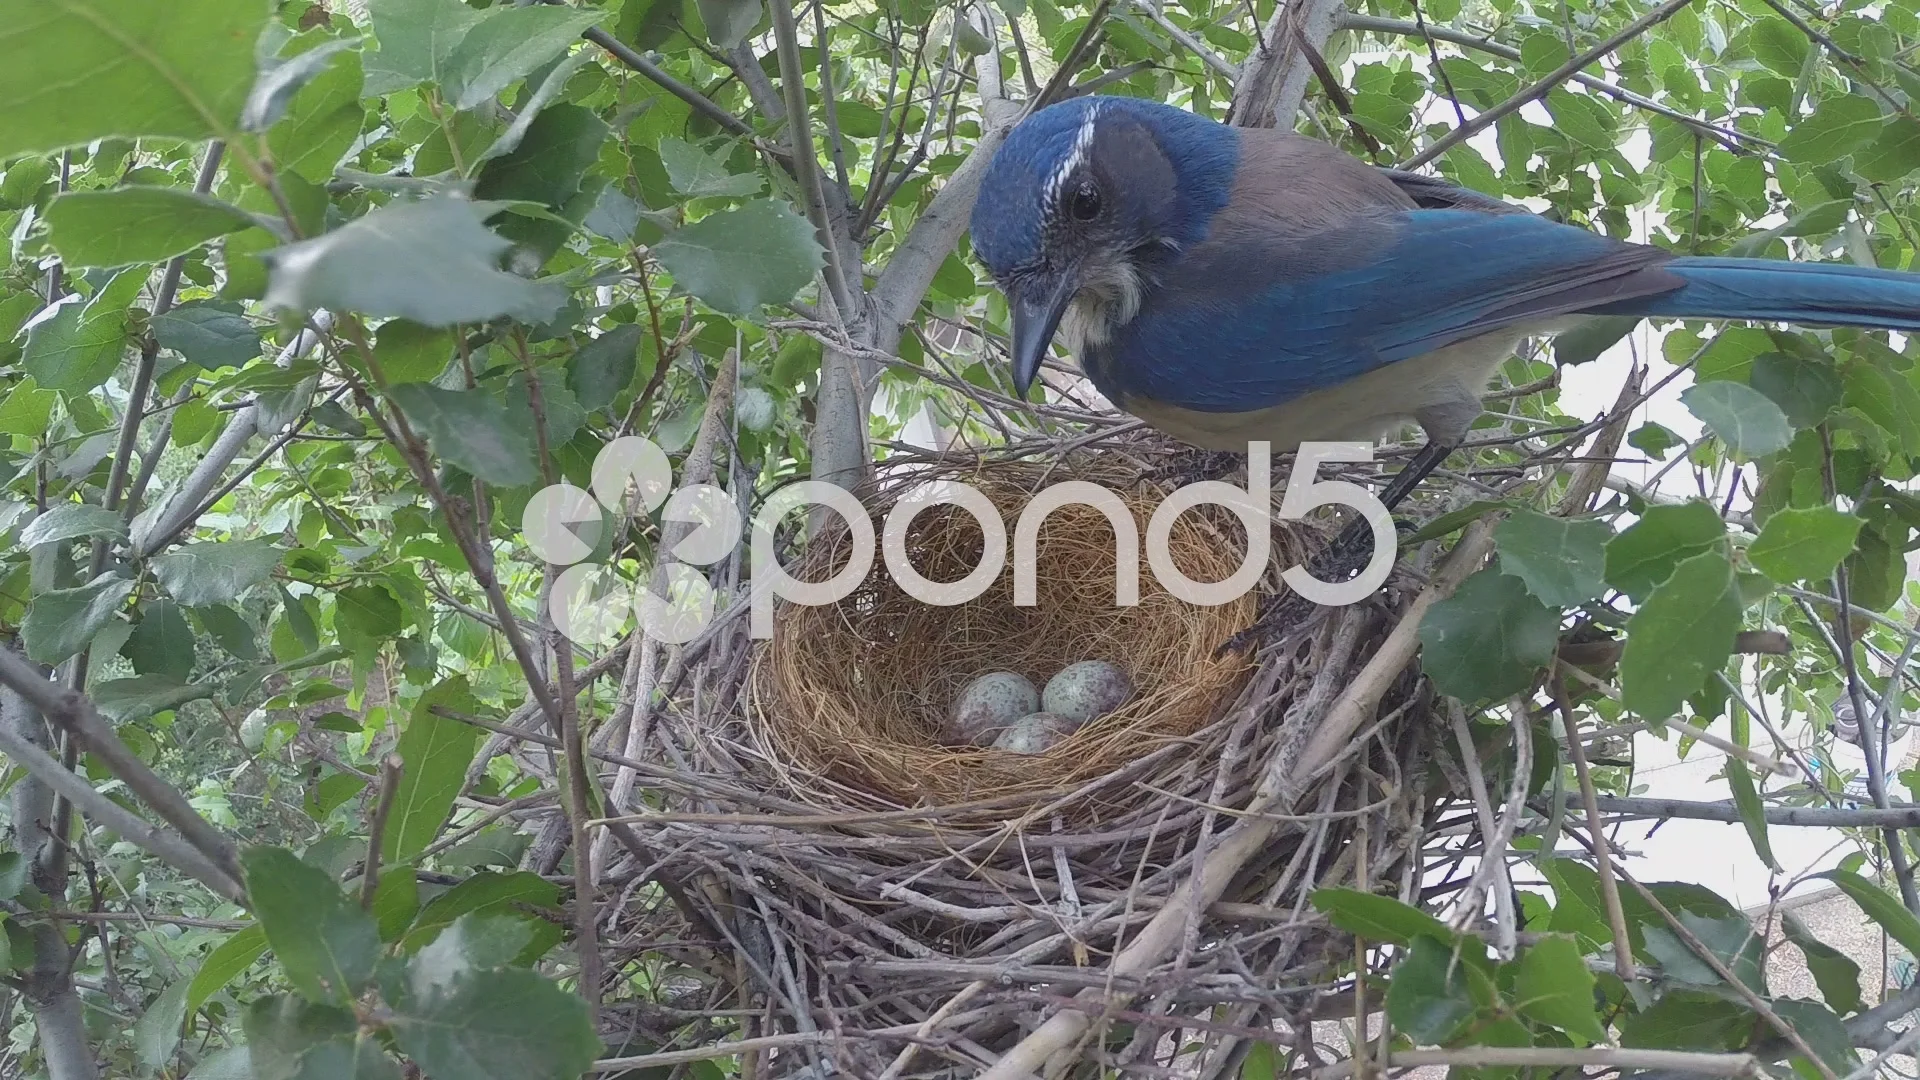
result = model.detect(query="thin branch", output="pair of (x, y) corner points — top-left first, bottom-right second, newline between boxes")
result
(1312, 1048), (1759, 1078)
(0, 696), (241, 903)
(1553, 672), (1636, 981)
(0, 650), (244, 897)
(1338, 14), (1766, 153)
(1578, 793), (1920, 828)
(770, 0), (855, 319)
(1130, 0), (1237, 77)
(360, 754), (402, 910)
(1401, 0), (1701, 170)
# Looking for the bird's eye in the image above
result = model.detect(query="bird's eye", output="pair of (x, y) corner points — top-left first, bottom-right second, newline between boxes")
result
(1069, 180), (1101, 221)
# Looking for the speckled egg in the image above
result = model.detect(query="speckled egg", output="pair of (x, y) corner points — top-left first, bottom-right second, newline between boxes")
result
(991, 712), (1076, 754)
(946, 671), (1039, 746)
(1041, 660), (1134, 725)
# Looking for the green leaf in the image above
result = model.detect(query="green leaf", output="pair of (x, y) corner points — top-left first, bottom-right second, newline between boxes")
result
(19, 504), (125, 549)
(241, 993), (358, 1080)
(1493, 510), (1609, 606)
(0, 854), (27, 902)
(1778, 95), (1883, 162)
(150, 540), (282, 607)
(335, 584), (404, 641)
(152, 301), (263, 370)
(1512, 935), (1605, 1042)
(1772, 999), (1859, 1076)
(658, 137), (765, 199)
(125, 600), (196, 681)
(1383, 935), (1488, 1044)
(134, 976), (193, 1070)
(1604, 500), (1727, 600)
(1619, 990), (1751, 1050)
(1857, 117), (1920, 184)
(22, 575), (134, 666)
(698, 0), (764, 48)
(441, 5), (609, 111)
(1682, 380), (1793, 457)
(1308, 887), (1455, 946)
(1554, 315), (1639, 367)
(1620, 548), (1742, 720)
(385, 383), (538, 486)
(1750, 352), (1841, 428)
(194, 604), (260, 661)
(261, 195), (567, 327)
(390, 959), (600, 1080)
(92, 674), (213, 724)
(1643, 912), (1766, 989)
(1746, 507), (1863, 583)
(384, 677), (485, 864)
(567, 324), (642, 408)
(1816, 869), (1920, 956)
(241, 847), (382, 1006)
(1781, 911), (1863, 1015)
(652, 199), (825, 315)
(23, 268), (144, 394)
(267, 48), (367, 184)
(0, 378), (56, 436)
(405, 870), (561, 953)
(369, 319), (454, 385)
(1725, 755), (1778, 871)
(43, 188), (258, 268)
(185, 924), (268, 1022)
(472, 104), (607, 210)
(364, 0), (486, 95)
(0, 0), (268, 157)
(1418, 567), (1561, 702)
(1750, 17), (1810, 75)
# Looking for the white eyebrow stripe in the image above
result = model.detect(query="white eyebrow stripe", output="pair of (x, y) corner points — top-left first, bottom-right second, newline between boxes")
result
(1041, 103), (1101, 212)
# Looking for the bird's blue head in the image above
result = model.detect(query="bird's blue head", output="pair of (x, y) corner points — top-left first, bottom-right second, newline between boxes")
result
(969, 96), (1238, 395)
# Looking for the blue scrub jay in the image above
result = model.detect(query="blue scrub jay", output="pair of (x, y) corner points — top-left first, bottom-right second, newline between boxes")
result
(968, 95), (1920, 530)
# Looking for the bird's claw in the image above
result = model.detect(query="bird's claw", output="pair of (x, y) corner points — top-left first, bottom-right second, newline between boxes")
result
(1215, 517), (1416, 656)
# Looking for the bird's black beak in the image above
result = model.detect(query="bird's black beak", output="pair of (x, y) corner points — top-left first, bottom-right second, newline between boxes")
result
(1009, 271), (1079, 399)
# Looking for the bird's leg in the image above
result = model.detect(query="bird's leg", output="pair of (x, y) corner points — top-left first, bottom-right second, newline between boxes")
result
(1220, 439), (1459, 655)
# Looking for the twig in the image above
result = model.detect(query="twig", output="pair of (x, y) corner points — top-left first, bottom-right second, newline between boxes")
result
(1576, 794), (1920, 828)
(1402, 0), (1701, 169)
(770, 0), (854, 320)
(1130, 0), (1237, 77)
(0, 650), (244, 896)
(1337, 14), (1766, 153)
(0, 706), (241, 903)
(1312, 1047), (1760, 1078)
(1553, 673), (1636, 981)
(360, 754), (402, 910)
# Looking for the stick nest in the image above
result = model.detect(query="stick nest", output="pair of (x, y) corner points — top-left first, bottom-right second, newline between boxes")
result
(604, 434), (1453, 1078)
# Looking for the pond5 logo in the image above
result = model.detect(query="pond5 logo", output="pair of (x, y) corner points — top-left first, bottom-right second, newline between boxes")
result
(520, 436), (743, 646)
(520, 438), (1400, 645)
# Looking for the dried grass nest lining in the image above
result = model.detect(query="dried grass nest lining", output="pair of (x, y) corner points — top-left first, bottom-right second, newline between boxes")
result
(750, 454), (1315, 810)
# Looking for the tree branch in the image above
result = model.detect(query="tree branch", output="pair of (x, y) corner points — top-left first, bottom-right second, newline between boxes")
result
(0, 651), (245, 900)
(1401, 0), (1700, 169)
(770, 0), (855, 319)
(1337, 14), (1767, 154)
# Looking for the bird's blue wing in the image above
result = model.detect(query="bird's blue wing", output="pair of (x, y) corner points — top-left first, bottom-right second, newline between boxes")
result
(1097, 209), (1683, 413)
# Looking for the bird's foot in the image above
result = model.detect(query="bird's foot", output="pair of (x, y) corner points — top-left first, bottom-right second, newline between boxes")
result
(1216, 517), (1414, 656)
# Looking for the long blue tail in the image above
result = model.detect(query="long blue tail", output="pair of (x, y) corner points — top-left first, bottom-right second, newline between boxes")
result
(1596, 256), (1920, 331)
